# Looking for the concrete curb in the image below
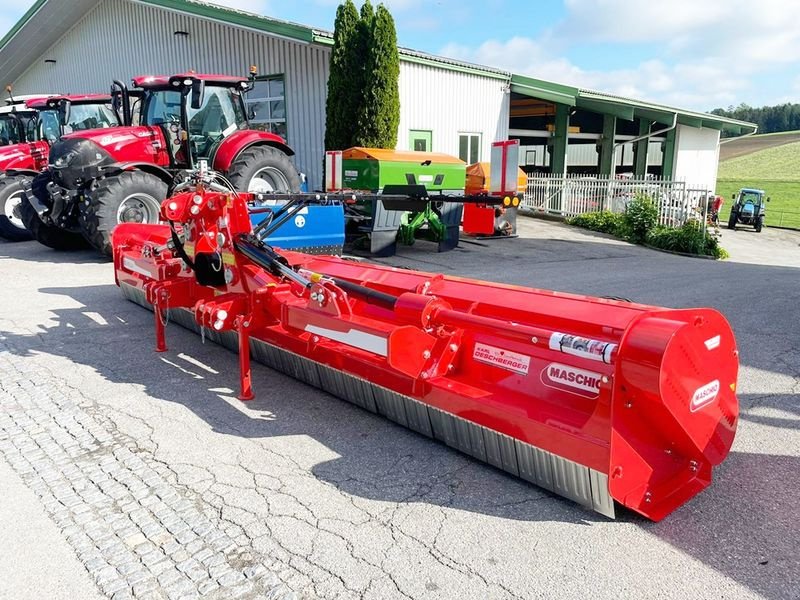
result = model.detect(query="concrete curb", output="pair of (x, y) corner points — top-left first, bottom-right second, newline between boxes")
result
(644, 244), (718, 260)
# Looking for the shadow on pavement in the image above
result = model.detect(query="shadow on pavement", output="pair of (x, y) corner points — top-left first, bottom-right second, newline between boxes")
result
(1, 237), (798, 597)
(1, 282), (601, 527)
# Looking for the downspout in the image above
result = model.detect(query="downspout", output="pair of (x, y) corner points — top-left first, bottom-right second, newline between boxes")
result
(613, 112), (678, 150)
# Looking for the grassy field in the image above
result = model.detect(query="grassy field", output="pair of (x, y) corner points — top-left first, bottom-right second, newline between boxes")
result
(716, 134), (800, 229)
(718, 141), (800, 182)
(719, 130), (800, 161)
(716, 179), (800, 229)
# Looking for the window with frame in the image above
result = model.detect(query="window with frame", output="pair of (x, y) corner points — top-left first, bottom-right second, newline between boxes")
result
(245, 75), (287, 141)
(458, 133), (481, 164)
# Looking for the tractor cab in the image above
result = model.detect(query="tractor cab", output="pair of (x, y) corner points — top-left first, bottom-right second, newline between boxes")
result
(131, 73), (251, 168)
(0, 105), (36, 145)
(27, 94), (120, 143)
(728, 188), (769, 232)
(0, 92), (56, 146)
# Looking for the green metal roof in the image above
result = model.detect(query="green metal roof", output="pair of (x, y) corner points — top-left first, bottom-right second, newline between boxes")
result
(510, 74), (757, 134)
(0, 0), (46, 50)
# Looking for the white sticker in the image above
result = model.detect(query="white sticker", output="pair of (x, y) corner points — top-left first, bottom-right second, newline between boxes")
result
(344, 170), (359, 178)
(294, 215), (306, 228)
(419, 174), (434, 183)
(549, 332), (617, 364)
(704, 335), (721, 351)
(541, 363), (602, 398)
(690, 380), (720, 412)
(473, 343), (530, 375)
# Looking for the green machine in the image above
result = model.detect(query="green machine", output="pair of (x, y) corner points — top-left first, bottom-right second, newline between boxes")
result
(340, 147), (467, 256)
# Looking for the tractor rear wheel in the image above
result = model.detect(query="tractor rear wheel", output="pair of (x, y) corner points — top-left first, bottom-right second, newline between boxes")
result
(20, 172), (91, 251)
(226, 146), (301, 193)
(0, 176), (33, 241)
(727, 211), (737, 230)
(81, 171), (167, 257)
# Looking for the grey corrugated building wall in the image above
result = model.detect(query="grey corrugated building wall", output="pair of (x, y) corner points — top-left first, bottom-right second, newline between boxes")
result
(5, 0), (510, 189)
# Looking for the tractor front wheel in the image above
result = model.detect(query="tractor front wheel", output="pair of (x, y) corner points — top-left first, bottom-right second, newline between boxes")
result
(226, 146), (300, 193)
(754, 217), (763, 233)
(20, 172), (91, 251)
(727, 212), (737, 230)
(0, 176), (33, 241)
(81, 171), (167, 257)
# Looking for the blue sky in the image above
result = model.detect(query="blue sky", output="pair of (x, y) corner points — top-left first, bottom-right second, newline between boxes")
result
(2, 0), (798, 112)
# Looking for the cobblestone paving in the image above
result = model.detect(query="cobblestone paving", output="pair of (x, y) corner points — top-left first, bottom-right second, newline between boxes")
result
(1, 234), (797, 600)
(0, 349), (295, 600)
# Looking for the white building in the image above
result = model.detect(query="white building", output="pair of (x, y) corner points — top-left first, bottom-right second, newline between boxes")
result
(0, 0), (755, 193)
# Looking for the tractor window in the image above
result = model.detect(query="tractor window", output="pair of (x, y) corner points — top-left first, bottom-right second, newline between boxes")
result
(64, 103), (119, 133)
(25, 115), (38, 141)
(0, 116), (15, 145)
(38, 110), (61, 143)
(740, 192), (762, 205)
(144, 91), (183, 127)
(186, 86), (247, 159)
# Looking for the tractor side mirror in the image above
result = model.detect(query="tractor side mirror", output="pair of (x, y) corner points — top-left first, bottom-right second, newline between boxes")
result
(190, 79), (205, 110)
(58, 101), (71, 128)
(766, 197), (770, 202)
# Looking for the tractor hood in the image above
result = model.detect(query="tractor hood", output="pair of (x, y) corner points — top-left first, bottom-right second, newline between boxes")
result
(0, 141), (48, 172)
(50, 126), (169, 189)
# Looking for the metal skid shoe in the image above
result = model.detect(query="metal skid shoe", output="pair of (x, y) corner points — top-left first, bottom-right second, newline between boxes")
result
(112, 168), (741, 521)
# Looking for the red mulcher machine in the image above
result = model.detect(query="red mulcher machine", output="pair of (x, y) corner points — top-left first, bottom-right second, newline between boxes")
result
(112, 159), (739, 521)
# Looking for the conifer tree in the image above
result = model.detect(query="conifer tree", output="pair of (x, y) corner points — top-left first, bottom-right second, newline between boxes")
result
(324, 0), (360, 150)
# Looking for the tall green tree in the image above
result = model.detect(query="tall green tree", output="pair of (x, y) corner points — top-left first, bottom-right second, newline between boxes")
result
(354, 3), (400, 148)
(324, 0), (360, 150)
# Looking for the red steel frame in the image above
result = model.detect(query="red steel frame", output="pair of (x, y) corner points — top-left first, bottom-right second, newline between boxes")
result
(112, 184), (739, 521)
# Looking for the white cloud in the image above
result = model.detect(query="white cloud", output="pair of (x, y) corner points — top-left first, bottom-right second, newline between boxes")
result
(441, 36), (752, 110)
(440, 0), (800, 111)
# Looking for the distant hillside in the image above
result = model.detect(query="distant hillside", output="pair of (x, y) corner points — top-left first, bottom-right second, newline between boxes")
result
(719, 131), (800, 162)
(718, 140), (800, 181)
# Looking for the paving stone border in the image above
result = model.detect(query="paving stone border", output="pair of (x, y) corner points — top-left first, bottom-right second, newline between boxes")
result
(0, 348), (297, 600)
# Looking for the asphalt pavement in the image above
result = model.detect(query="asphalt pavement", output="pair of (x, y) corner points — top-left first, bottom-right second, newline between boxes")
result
(0, 219), (798, 600)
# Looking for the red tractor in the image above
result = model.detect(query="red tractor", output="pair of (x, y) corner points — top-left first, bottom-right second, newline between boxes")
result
(0, 95), (54, 240)
(1, 94), (121, 242)
(25, 72), (299, 255)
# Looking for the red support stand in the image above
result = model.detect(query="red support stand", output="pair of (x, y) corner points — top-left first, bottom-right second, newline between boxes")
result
(237, 318), (254, 401)
(154, 305), (167, 353)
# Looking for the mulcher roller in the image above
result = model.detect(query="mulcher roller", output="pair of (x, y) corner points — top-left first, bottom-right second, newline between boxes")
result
(112, 181), (739, 521)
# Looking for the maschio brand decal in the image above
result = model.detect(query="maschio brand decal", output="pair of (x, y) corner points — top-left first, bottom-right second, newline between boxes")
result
(690, 380), (720, 412)
(541, 363), (603, 398)
(473, 343), (531, 375)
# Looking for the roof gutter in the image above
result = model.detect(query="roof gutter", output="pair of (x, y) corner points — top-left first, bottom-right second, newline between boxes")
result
(719, 125), (759, 145)
(614, 112), (677, 149)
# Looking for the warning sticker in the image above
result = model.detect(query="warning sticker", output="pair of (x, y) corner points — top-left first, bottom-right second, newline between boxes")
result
(549, 332), (617, 364)
(473, 343), (530, 375)
(541, 363), (603, 398)
(691, 380), (720, 412)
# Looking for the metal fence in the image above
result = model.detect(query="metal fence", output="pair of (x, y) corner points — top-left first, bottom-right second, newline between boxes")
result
(522, 174), (712, 228)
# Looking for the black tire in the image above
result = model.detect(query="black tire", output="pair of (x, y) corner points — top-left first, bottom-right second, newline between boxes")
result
(755, 217), (763, 233)
(81, 171), (168, 257)
(20, 172), (91, 251)
(0, 176), (33, 241)
(727, 211), (737, 230)
(226, 146), (301, 193)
